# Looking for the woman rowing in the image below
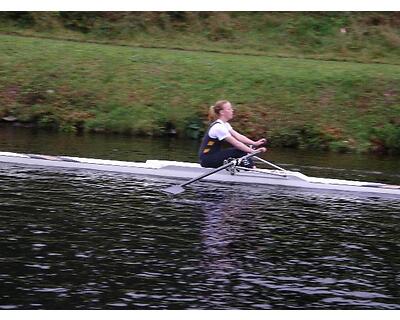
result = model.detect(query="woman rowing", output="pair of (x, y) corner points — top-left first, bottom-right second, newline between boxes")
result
(198, 100), (266, 168)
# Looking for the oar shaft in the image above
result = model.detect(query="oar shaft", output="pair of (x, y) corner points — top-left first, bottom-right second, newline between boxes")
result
(180, 150), (261, 187)
(163, 150), (263, 195)
(181, 161), (234, 187)
(254, 156), (286, 172)
(235, 166), (287, 177)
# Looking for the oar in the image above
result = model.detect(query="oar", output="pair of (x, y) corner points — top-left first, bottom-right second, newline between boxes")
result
(163, 150), (262, 195)
(253, 156), (287, 172)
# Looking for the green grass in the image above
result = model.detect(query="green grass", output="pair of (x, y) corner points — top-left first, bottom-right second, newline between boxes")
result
(1, 34), (400, 153)
(1, 12), (400, 65)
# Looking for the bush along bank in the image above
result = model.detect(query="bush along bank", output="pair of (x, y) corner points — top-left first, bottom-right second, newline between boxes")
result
(0, 34), (400, 155)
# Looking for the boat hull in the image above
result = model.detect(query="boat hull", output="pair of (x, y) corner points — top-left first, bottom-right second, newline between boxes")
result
(0, 152), (399, 197)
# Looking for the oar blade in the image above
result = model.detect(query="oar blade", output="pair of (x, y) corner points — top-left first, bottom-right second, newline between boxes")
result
(163, 185), (186, 195)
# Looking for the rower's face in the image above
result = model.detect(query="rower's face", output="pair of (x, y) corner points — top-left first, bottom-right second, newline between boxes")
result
(221, 102), (234, 120)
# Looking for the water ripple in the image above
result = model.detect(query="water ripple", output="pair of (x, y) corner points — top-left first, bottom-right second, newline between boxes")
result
(0, 163), (399, 309)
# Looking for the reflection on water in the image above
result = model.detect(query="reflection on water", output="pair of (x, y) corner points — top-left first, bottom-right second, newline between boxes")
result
(197, 191), (400, 309)
(0, 126), (400, 309)
(0, 125), (200, 163)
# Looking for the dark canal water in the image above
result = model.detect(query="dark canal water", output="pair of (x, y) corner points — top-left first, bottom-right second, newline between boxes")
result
(0, 126), (399, 309)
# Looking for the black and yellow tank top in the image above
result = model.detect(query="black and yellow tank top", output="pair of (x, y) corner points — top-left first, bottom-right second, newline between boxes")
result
(198, 121), (223, 158)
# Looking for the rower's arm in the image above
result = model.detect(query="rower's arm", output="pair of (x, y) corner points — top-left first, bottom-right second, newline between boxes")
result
(224, 136), (254, 153)
(230, 129), (256, 145)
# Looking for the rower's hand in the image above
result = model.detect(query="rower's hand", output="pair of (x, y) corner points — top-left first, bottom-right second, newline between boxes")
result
(256, 147), (267, 153)
(254, 138), (267, 147)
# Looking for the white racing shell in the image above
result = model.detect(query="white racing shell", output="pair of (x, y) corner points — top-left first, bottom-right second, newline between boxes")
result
(0, 151), (400, 197)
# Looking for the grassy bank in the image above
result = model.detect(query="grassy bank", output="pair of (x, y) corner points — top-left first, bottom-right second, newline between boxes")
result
(1, 34), (400, 154)
(1, 12), (400, 65)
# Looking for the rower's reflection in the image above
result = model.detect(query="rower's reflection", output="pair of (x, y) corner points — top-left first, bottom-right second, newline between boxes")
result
(199, 193), (252, 279)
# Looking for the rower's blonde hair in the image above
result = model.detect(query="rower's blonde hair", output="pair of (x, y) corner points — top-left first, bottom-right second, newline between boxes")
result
(208, 100), (229, 121)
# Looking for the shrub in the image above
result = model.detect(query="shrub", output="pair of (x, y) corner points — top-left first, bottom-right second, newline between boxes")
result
(85, 105), (158, 135)
(368, 123), (400, 154)
(329, 140), (352, 153)
(271, 125), (335, 150)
